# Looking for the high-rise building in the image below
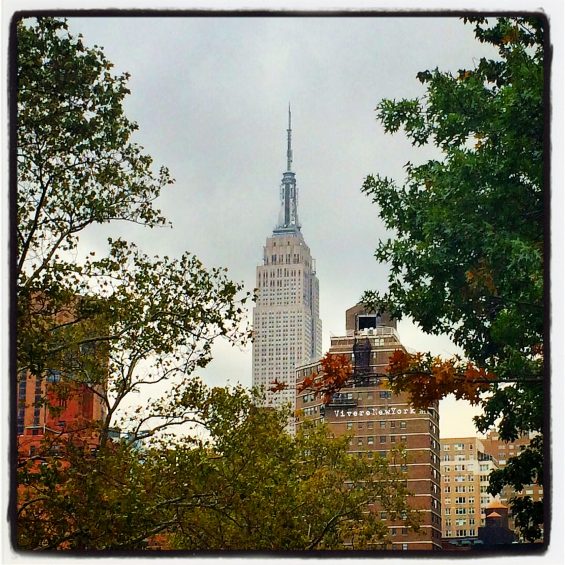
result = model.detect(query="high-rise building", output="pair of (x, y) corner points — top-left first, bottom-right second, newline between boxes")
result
(252, 108), (322, 413)
(440, 437), (498, 543)
(440, 433), (544, 545)
(481, 430), (544, 540)
(296, 305), (442, 550)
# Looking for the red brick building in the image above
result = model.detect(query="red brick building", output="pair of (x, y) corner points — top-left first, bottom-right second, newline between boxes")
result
(295, 304), (442, 551)
(16, 295), (108, 460)
(17, 370), (107, 459)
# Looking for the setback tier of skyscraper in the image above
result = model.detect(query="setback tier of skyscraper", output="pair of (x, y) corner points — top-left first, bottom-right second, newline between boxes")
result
(252, 108), (322, 415)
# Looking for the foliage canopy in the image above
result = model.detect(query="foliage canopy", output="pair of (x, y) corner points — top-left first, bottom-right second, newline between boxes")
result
(17, 385), (420, 550)
(361, 17), (546, 542)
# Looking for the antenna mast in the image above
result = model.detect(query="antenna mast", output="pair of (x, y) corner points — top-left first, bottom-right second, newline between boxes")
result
(286, 103), (293, 172)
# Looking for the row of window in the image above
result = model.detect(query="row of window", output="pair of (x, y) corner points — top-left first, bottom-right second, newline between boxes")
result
(444, 443), (474, 451)
(267, 253), (304, 265)
(445, 518), (476, 526)
(445, 529), (476, 537)
(443, 454), (471, 462)
(444, 496), (476, 505)
(444, 485), (476, 494)
(445, 508), (474, 515)
(350, 435), (409, 445)
(345, 420), (408, 430)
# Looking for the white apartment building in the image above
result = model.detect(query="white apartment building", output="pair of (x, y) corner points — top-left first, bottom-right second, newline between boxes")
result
(441, 437), (499, 540)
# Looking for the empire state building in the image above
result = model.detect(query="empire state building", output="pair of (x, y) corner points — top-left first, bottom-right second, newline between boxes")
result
(252, 108), (322, 415)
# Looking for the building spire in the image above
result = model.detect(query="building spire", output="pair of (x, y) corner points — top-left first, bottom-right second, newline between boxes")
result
(274, 105), (300, 235)
(286, 103), (293, 172)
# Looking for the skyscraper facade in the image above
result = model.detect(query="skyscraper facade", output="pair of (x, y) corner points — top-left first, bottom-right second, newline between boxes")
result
(252, 108), (322, 413)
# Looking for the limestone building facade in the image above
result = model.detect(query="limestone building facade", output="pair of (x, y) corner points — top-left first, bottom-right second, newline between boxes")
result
(252, 108), (322, 414)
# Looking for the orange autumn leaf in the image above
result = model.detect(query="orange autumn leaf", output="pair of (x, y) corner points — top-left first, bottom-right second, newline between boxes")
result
(297, 352), (353, 403)
(268, 378), (288, 393)
(386, 350), (495, 409)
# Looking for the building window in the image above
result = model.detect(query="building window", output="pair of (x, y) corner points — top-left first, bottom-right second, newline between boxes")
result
(46, 369), (61, 383)
(380, 436), (386, 444)
(400, 421), (407, 429)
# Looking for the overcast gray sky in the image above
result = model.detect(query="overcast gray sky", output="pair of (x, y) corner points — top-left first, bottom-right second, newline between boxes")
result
(3, 4), (564, 564)
(50, 14), (511, 437)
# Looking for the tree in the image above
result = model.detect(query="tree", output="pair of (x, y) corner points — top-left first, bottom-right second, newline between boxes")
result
(15, 17), (251, 547)
(360, 17), (545, 541)
(17, 384), (420, 550)
(15, 15), (251, 445)
(17, 17), (171, 287)
(297, 352), (353, 403)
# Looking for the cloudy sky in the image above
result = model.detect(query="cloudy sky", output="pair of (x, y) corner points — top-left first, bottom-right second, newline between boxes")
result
(9, 1), (559, 443)
(37, 12), (512, 438)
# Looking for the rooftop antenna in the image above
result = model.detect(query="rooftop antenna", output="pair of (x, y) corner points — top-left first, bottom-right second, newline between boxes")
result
(286, 103), (293, 172)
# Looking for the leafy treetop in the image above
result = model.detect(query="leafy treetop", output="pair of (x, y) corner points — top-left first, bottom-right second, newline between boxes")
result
(361, 16), (545, 542)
